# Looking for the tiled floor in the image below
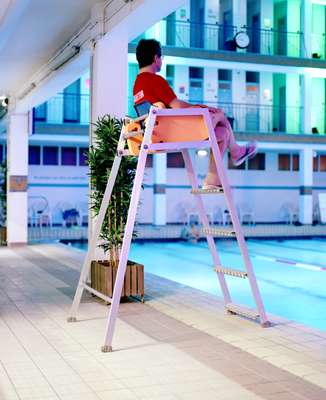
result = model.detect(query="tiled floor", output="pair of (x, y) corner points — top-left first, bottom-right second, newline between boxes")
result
(0, 243), (325, 400)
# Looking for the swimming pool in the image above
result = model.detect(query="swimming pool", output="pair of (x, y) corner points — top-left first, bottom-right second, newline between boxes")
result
(73, 238), (326, 331)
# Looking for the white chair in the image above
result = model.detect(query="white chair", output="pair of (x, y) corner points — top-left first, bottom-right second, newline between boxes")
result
(77, 202), (89, 226)
(280, 202), (298, 224)
(237, 203), (255, 225)
(29, 196), (52, 227)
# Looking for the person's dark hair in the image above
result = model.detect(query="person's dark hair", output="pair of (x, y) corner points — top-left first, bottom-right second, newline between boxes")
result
(136, 39), (162, 68)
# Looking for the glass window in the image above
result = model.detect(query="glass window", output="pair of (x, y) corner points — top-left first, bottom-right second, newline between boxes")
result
(145, 154), (153, 168)
(43, 146), (58, 165)
(248, 153), (265, 170)
(34, 103), (47, 121)
(218, 69), (232, 81)
(320, 155), (326, 172)
(79, 147), (88, 166)
(246, 71), (259, 83)
(228, 153), (245, 170)
(61, 147), (77, 166)
(189, 67), (203, 79)
(63, 80), (80, 123)
(167, 153), (185, 168)
(0, 145), (3, 163)
(313, 155), (318, 171)
(292, 154), (299, 171)
(278, 154), (290, 171)
(29, 146), (41, 165)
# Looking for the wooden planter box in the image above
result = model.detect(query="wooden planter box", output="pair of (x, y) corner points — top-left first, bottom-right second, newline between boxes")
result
(91, 260), (144, 302)
(0, 227), (6, 246)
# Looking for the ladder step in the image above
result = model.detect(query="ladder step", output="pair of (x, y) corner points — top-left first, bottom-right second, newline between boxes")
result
(123, 130), (144, 139)
(214, 266), (247, 278)
(203, 227), (236, 237)
(83, 283), (112, 303)
(226, 303), (259, 320)
(191, 187), (224, 194)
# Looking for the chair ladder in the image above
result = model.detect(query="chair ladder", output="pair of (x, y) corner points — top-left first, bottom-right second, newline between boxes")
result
(67, 107), (270, 353)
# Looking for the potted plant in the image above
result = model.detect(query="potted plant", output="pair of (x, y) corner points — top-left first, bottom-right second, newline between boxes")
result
(87, 115), (144, 302)
(0, 160), (7, 245)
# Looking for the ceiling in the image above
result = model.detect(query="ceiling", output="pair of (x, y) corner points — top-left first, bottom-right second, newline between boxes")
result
(0, 0), (99, 96)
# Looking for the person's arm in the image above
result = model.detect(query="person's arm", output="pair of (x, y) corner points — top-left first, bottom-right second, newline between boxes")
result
(169, 97), (224, 116)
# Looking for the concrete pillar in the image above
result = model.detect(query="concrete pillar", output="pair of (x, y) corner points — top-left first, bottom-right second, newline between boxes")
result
(299, 148), (313, 225)
(80, 72), (90, 125)
(204, 0), (219, 50)
(232, 70), (246, 131)
(153, 154), (167, 225)
(91, 25), (128, 124)
(204, 67), (218, 106)
(301, 0), (312, 58)
(300, 74), (312, 134)
(7, 113), (29, 245)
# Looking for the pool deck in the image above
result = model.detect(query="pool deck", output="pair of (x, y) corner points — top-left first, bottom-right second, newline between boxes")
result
(0, 243), (326, 400)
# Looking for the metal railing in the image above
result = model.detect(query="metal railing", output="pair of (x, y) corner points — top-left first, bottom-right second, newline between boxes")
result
(157, 19), (305, 58)
(197, 101), (303, 134)
(33, 93), (90, 126)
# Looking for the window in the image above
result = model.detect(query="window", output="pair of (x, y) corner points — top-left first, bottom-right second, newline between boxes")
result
(167, 153), (184, 168)
(61, 147), (77, 166)
(248, 153), (265, 170)
(145, 154), (153, 168)
(0, 145), (3, 163)
(43, 146), (58, 165)
(320, 155), (326, 172)
(278, 154), (290, 171)
(292, 154), (299, 171)
(313, 155), (318, 171)
(228, 153), (245, 170)
(189, 67), (203, 79)
(278, 154), (300, 171)
(34, 103), (47, 121)
(29, 146), (41, 165)
(79, 147), (88, 166)
(246, 71), (259, 83)
(63, 80), (80, 123)
(218, 69), (232, 81)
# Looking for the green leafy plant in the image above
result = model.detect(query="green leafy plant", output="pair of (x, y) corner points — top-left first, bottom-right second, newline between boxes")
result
(0, 160), (7, 227)
(87, 115), (137, 265)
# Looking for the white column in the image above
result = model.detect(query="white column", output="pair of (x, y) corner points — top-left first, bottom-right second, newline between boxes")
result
(301, 0), (312, 58)
(204, 67), (218, 106)
(91, 26), (128, 123)
(232, 0), (247, 29)
(153, 154), (167, 225)
(299, 148), (313, 224)
(7, 113), (29, 245)
(232, 70), (246, 131)
(300, 74), (312, 134)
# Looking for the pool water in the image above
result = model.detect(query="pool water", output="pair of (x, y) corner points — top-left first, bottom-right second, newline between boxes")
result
(73, 238), (326, 331)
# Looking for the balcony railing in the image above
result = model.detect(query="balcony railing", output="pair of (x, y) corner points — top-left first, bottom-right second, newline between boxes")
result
(164, 19), (304, 58)
(128, 97), (304, 134)
(33, 93), (90, 127)
(191, 101), (304, 134)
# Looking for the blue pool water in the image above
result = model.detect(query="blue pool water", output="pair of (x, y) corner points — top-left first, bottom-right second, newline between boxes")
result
(74, 238), (326, 331)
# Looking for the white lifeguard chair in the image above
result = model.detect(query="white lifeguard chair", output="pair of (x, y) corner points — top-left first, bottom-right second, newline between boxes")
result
(68, 106), (270, 352)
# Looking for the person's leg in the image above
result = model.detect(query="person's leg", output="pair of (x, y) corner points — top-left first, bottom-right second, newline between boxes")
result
(203, 111), (257, 187)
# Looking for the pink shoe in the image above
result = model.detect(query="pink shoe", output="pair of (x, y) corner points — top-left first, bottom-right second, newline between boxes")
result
(233, 141), (258, 166)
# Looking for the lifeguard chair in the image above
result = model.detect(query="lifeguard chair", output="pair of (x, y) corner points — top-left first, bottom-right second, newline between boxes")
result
(68, 105), (270, 352)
